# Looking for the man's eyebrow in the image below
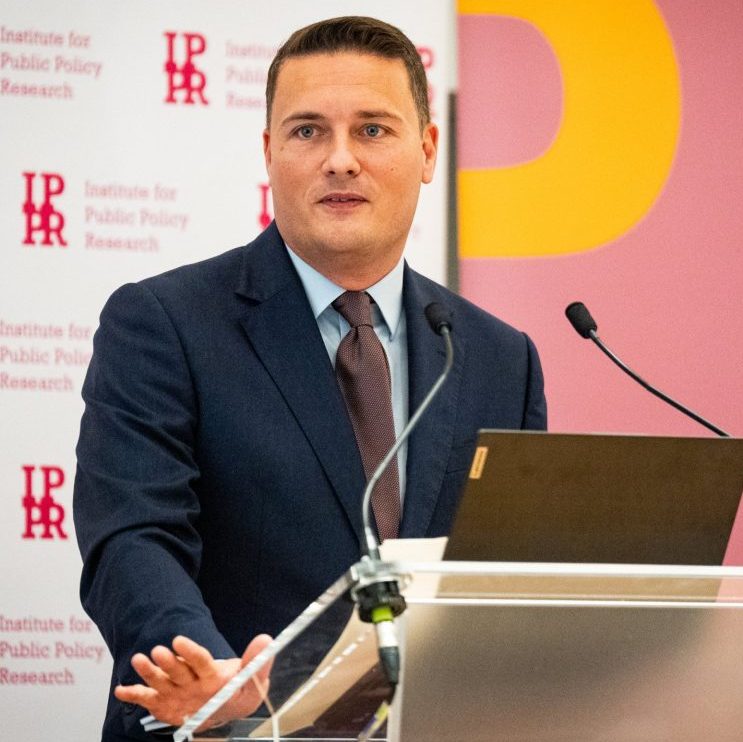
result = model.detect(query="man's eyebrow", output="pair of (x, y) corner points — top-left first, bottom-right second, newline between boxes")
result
(356, 110), (403, 122)
(280, 111), (325, 126)
(279, 110), (404, 127)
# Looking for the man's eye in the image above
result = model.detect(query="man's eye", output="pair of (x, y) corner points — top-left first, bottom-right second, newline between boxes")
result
(363, 124), (383, 137)
(296, 126), (315, 139)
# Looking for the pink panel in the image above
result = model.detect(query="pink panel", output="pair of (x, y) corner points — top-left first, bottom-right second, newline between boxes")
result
(459, 1), (743, 561)
(459, 0), (743, 438)
(458, 15), (562, 168)
(724, 497), (743, 565)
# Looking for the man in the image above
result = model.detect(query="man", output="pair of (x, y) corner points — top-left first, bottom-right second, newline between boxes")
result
(74, 16), (546, 740)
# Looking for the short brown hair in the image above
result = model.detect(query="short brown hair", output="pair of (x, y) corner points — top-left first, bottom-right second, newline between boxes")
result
(266, 16), (430, 130)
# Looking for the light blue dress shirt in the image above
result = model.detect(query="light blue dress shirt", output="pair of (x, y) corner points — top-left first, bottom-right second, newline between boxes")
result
(286, 245), (409, 503)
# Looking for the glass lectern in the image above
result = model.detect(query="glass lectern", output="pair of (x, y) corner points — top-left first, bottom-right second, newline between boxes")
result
(170, 559), (743, 741)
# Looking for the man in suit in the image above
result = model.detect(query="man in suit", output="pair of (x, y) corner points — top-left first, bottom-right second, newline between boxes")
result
(74, 16), (546, 740)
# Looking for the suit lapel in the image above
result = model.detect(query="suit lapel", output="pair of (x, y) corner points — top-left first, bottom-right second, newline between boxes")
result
(234, 226), (367, 540)
(400, 267), (465, 537)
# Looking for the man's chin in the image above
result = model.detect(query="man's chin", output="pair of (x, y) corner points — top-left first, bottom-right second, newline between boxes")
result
(308, 226), (373, 254)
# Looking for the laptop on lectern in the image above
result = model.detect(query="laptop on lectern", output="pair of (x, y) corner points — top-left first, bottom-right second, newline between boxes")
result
(391, 432), (743, 742)
(444, 431), (743, 565)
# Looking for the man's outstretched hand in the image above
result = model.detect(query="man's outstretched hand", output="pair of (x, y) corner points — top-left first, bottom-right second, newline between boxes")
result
(114, 633), (273, 729)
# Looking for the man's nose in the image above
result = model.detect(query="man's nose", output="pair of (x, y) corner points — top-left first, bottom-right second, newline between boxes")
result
(322, 135), (361, 176)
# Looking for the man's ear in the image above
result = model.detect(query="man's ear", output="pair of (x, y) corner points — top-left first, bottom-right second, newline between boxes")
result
(263, 129), (271, 170)
(421, 122), (439, 185)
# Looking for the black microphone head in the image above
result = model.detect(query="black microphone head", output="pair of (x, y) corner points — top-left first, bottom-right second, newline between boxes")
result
(425, 303), (452, 335)
(565, 301), (597, 338)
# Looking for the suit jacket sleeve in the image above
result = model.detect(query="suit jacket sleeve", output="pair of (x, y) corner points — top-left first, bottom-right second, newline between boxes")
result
(522, 332), (547, 431)
(73, 282), (236, 689)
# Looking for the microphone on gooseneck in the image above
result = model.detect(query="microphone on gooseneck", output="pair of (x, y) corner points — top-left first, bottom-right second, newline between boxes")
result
(354, 302), (454, 691)
(424, 302), (454, 337)
(564, 301), (729, 437)
(360, 301), (454, 561)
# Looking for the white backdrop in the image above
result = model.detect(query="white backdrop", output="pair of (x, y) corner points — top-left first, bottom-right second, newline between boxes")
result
(0, 2), (453, 737)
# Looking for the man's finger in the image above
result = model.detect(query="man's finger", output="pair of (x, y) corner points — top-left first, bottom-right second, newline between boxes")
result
(242, 634), (273, 690)
(130, 652), (173, 692)
(171, 635), (219, 679)
(241, 634), (272, 661)
(151, 644), (197, 686)
(241, 634), (272, 667)
(114, 682), (159, 707)
(115, 683), (185, 727)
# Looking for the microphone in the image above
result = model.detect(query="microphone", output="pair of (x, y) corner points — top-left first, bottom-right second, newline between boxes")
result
(565, 301), (729, 437)
(361, 301), (454, 560)
(424, 302), (453, 335)
(564, 301), (596, 338)
(354, 302), (454, 689)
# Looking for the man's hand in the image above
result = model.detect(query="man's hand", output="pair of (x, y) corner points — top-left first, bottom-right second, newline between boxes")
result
(114, 634), (273, 729)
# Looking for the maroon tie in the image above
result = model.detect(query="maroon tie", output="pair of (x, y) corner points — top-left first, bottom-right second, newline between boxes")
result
(333, 291), (400, 540)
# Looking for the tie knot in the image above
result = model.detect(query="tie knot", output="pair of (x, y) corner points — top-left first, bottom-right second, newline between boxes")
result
(332, 291), (373, 328)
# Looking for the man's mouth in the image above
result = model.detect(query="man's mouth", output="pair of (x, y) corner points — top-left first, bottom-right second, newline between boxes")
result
(320, 193), (367, 206)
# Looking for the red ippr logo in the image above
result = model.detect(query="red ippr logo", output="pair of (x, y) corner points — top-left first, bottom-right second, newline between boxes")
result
(22, 172), (67, 247)
(22, 465), (68, 540)
(258, 183), (273, 230)
(164, 32), (208, 105)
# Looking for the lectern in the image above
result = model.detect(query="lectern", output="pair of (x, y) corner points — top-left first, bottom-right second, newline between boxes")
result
(169, 432), (743, 740)
(172, 559), (743, 741)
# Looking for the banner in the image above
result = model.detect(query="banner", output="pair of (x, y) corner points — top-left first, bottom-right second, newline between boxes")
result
(0, 2), (452, 737)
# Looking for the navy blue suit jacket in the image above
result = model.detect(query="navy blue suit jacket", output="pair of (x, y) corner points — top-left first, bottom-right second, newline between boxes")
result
(74, 223), (546, 740)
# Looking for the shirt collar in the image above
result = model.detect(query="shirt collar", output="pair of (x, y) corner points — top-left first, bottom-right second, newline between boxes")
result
(285, 244), (404, 338)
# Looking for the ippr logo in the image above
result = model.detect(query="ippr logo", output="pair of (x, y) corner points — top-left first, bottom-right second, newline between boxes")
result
(21, 465), (68, 540)
(164, 31), (208, 105)
(22, 172), (67, 247)
(258, 183), (273, 230)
